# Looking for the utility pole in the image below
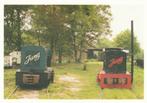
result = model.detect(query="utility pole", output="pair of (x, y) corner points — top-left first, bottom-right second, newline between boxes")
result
(131, 20), (134, 83)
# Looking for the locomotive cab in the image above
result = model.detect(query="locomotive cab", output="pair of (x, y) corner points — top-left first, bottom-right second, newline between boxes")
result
(87, 48), (128, 73)
(103, 48), (127, 74)
(16, 46), (54, 88)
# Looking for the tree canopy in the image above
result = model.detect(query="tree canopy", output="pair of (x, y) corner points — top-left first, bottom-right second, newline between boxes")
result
(4, 5), (30, 54)
(113, 29), (141, 58)
(4, 5), (143, 63)
(4, 5), (112, 63)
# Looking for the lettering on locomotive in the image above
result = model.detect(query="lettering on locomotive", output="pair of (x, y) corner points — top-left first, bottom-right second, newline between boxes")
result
(108, 56), (124, 68)
(24, 52), (40, 64)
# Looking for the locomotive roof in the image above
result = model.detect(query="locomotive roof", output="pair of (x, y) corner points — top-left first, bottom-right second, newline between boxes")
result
(87, 48), (129, 53)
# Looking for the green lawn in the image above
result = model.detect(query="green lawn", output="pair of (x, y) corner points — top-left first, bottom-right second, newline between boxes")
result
(4, 62), (144, 99)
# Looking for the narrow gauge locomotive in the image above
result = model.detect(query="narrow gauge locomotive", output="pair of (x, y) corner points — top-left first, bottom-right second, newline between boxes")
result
(86, 21), (134, 89)
(16, 46), (54, 88)
(87, 48), (132, 88)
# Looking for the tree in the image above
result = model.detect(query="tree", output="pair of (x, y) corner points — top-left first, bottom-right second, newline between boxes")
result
(65, 5), (112, 62)
(4, 5), (112, 64)
(113, 29), (141, 57)
(136, 49), (144, 59)
(4, 5), (29, 54)
(30, 6), (69, 63)
(96, 37), (113, 48)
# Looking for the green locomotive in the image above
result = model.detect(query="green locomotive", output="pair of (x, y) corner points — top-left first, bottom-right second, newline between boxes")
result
(16, 46), (54, 88)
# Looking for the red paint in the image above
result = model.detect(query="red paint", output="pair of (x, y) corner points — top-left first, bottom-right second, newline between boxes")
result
(97, 72), (132, 89)
(108, 56), (124, 68)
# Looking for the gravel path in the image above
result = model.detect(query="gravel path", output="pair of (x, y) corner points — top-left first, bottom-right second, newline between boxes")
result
(17, 90), (39, 99)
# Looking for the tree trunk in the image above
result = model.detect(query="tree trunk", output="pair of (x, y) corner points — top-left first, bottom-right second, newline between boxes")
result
(78, 40), (83, 63)
(50, 39), (54, 63)
(73, 34), (78, 62)
(16, 9), (22, 51)
(58, 48), (62, 63)
(37, 33), (41, 46)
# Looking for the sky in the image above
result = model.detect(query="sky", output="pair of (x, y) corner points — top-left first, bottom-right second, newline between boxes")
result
(110, 4), (144, 49)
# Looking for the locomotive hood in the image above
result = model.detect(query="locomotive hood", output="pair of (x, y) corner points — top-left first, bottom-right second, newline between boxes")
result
(20, 46), (46, 72)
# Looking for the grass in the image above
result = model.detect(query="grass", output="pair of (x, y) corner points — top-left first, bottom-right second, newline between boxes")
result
(4, 62), (144, 99)
(4, 68), (17, 99)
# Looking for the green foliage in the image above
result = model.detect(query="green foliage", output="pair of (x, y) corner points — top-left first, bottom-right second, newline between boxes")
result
(4, 5), (112, 63)
(97, 37), (114, 48)
(4, 5), (30, 54)
(113, 29), (141, 56)
(136, 49), (144, 59)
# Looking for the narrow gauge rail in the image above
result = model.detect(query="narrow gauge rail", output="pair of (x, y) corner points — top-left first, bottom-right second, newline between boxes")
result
(6, 86), (18, 99)
(6, 86), (49, 99)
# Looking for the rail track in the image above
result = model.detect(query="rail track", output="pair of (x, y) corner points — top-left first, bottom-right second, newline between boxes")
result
(6, 86), (19, 99)
(6, 86), (49, 99)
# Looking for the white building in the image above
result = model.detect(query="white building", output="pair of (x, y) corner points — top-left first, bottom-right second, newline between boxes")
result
(9, 51), (21, 64)
(4, 51), (21, 67)
(4, 55), (12, 67)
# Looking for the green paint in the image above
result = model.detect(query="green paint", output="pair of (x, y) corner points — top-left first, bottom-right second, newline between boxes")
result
(21, 46), (48, 72)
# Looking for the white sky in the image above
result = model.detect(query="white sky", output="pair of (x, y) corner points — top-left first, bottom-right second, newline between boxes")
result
(110, 4), (144, 49)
